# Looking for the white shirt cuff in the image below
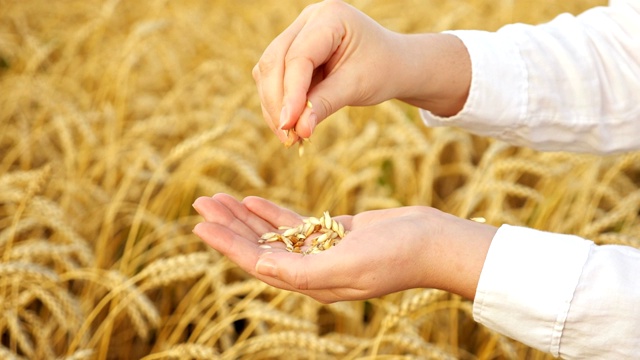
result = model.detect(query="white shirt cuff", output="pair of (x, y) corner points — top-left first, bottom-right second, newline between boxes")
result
(421, 4), (640, 154)
(472, 224), (592, 356)
(420, 29), (528, 140)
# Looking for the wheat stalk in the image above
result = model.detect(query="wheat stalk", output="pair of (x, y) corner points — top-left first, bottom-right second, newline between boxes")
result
(0, 345), (27, 360)
(0, 0), (617, 359)
(141, 344), (219, 360)
(4, 309), (34, 358)
(220, 331), (347, 360)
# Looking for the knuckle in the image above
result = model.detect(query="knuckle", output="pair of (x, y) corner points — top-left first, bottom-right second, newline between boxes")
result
(300, 3), (315, 15)
(251, 63), (260, 81)
(309, 0), (341, 14)
(257, 51), (278, 75)
(282, 52), (298, 65)
(316, 95), (334, 118)
(284, 53), (314, 72)
(300, 1), (323, 16)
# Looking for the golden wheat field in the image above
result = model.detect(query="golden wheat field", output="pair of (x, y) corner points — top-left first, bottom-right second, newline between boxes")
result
(3, 0), (638, 359)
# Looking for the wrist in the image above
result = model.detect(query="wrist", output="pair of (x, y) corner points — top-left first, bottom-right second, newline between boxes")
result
(394, 33), (471, 117)
(419, 211), (496, 300)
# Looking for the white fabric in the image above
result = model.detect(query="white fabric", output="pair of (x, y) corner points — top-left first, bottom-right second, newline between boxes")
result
(474, 226), (640, 359)
(421, 1), (640, 154)
(420, 1), (640, 358)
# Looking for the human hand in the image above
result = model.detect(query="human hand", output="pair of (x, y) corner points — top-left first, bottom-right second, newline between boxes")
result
(192, 194), (495, 303)
(253, 0), (409, 144)
(253, 0), (471, 145)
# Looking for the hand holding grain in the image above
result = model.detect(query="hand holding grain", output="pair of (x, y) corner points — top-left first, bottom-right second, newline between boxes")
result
(193, 194), (496, 303)
(252, 0), (409, 142)
(253, 0), (471, 145)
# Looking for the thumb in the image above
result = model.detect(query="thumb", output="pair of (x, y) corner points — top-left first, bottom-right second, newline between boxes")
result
(254, 251), (344, 291)
(293, 78), (352, 139)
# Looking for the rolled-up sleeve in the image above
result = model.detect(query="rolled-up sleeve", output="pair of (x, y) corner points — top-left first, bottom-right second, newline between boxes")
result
(419, 2), (640, 357)
(474, 225), (640, 359)
(421, 0), (640, 154)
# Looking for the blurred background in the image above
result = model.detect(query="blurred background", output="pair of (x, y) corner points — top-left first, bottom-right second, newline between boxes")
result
(3, 0), (637, 359)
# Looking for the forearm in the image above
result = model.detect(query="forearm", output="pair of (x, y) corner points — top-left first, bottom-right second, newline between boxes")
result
(393, 33), (471, 117)
(417, 210), (496, 300)
(421, 3), (640, 154)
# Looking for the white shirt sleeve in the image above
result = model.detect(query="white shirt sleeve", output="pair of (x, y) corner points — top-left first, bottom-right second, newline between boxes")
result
(420, 0), (640, 154)
(474, 225), (640, 359)
(417, 1), (640, 358)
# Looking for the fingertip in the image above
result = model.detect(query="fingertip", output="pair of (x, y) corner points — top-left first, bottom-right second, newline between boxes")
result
(212, 193), (236, 203)
(276, 93), (290, 127)
(299, 112), (318, 139)
(294, 105), (318, 139)
(279, 95), (305, 131)
(192, 196), (212, 214)
(242, 196), (276, 217)
(241, 195), (263, 207)
(192, 221), (226, 248)
(306, 99), (317, 133)
(278, 105), (290, 130)
(192, 222), (206, 238)
(193, 195), (211, 204)
(308, 112), (318, 133)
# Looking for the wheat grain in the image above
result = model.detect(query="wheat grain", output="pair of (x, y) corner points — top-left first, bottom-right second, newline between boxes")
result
(165, 127), (229, 166)
(4, 309), (35, 358)
(0, 262), (59, 285)
(584, 189), (640, 237)
(26, 197), (92, 259)
(0, 218), (39, 249)
(138, 252), (217, 288)
(379, 333), (457, 359)
(221, 331), (347, 360)
(595, 232), (640, 247)
(0, 0), (617, 359)
(17, 309), (57, 360)
(0, 345), (27, 360)
(243, 305), (318, 332)
(61, 268), (161, 349)
(258, 212), (348, 255)
(8, 240), (92, 269)
(494, 335), (519, 359)
(21, 286), (83, 333)
(191, 282), (271, 346)
(57, 349), (95, 360)
(103, 270), (160, 339)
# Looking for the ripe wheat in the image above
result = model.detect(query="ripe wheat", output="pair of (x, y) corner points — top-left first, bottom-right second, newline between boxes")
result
(0, 0), (625, 359)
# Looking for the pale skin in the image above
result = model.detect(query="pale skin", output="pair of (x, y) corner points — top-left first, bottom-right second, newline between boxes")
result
(193, 0), (497, 304)
(193, 195), (496, 303)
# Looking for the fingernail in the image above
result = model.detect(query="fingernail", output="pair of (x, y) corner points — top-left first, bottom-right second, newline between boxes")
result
(192, 223), (202, 236)
(256, 257), (278, 277)
(279, 105), (288, 129)
(308, 112), (317, 133)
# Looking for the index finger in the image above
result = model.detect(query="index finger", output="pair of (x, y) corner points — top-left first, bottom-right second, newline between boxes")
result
(253, 7), (312, 137)
(242, 196), (303, 227)
(280, 19), (345, 132)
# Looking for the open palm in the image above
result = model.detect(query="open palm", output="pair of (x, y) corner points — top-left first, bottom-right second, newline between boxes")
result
(193, 194), (493, 303)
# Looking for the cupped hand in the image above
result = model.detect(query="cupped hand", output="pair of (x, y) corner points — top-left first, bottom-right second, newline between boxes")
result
(252, 0), (407, 144)
(192, 194), (495, 303)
